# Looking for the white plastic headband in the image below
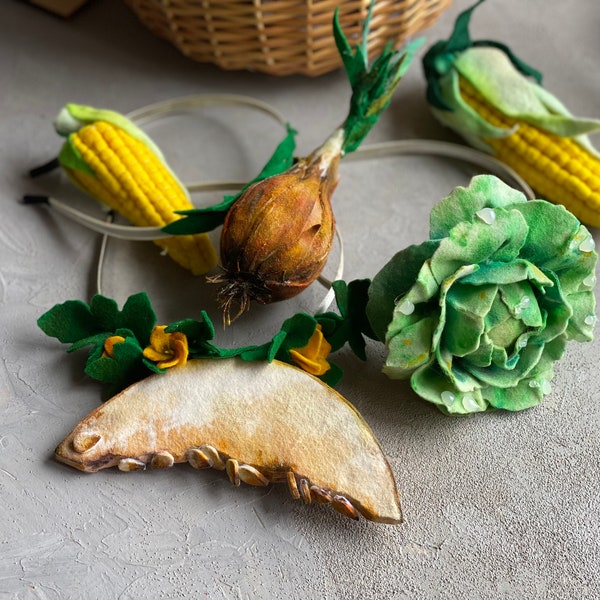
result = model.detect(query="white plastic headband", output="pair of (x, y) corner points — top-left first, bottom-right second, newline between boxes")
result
(35, 94), (535, 313)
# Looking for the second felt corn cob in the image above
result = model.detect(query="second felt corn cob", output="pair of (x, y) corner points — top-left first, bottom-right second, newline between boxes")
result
(55, 104), (218, 275)
(458, 79), (600, 226)
(422, 0), (600, 227)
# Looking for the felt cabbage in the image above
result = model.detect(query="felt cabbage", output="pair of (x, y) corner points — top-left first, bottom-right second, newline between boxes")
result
(367, 175), (597, 414)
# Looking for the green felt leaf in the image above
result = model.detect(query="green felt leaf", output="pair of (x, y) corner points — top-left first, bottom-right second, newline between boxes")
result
(163, 125), (297, 235)
(88, 295), (121, 331)
(78, 293), (156, 346)
(514, 201), (583, 267)
(166, 316), (213, 343)
(430, 263), (478, 354)
(430, 174), (527, 239)
(429, 210), (529, 284)
(533, 271), (572, 345)
(565, 292), (596, 342)
(275, 313), (317, 359)
(67, 332), (112, 353)
(120, 292), (157, 346)
(461, 260), (552, 288)
(463, 333), (493, 369)
(142, 358), (166, 375)
(499, 280), (543, 328)
(317, 279), (374, 359)
(333, 5), (419, 155)
(366, 240), (440, 342)
(443, 282), (496, 356)
(38, 293), (158, 353)
(167, 197), (236, 235)
(482, 376), (544, 411)
(436, 345), (483, 394)
(237, 343), (271, 363)
(442, 0), (482, 53)
(83, 334), (144, 390)
(38, 299), (99, 344)
(487, 320), (528, 365)
(166, 312), (223, 359)
(319, 362), (344, 387)
(333, 6), (367, 87)
(384, 316), (435, 379)
(236, 313), (317, 365)
(267, 330), (289, 362)
(544, 226), (597, 296)
(484, 293), (515, 335)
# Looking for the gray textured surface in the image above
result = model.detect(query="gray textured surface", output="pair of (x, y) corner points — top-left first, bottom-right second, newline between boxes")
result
(2, 1), (599, 598)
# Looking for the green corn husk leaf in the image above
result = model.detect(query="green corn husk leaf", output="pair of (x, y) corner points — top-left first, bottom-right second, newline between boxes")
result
(422, 0), (600, 154)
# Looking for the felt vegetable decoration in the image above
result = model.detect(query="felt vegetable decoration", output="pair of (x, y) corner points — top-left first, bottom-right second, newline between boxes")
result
(422, 0), (600, 227)
(166, 6), (420, 324)
(54, 358), (403, 524)
(52, 104), (218, 275)
(366, 175), (597, 414)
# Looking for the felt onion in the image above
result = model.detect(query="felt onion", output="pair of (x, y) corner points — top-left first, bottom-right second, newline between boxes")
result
(164, 7), (420, 324)
(212, 130), (342, 323)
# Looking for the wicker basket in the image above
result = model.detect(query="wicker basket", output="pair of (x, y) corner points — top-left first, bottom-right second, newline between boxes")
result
(124, 0), (452, 77)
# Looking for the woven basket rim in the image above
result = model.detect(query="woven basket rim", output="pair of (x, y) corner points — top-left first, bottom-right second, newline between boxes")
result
(124, 0), (452, 76)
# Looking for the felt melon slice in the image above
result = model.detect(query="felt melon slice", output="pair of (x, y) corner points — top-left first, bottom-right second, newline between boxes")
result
(55, 358), (402, 524)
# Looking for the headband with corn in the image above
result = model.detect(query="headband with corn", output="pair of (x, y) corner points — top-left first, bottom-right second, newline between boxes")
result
(50, 104), (218, 275)
(422, 0), (600, 227)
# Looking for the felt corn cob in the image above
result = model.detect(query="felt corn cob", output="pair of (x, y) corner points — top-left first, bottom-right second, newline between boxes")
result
(423, 0), (600, 227)
(53, 104), (218, 275)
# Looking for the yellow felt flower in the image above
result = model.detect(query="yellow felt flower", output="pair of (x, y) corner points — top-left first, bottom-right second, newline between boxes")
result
(143, 326), (189, 369)
(102, 335), (125, 359)
(289, 324), (332, 376)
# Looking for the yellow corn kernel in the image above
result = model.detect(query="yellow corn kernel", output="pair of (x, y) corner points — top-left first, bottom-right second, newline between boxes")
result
(459, 79), (600, 227)
(66, 121), (217, 275)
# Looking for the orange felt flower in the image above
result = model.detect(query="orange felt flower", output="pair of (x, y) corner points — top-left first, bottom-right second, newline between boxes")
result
(102, 335), (126, 359)
(289, 324), (332, 376)
(143, 326), (189, 369)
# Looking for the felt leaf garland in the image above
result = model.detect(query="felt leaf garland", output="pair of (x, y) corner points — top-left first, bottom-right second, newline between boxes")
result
(38, 279), (374, 393)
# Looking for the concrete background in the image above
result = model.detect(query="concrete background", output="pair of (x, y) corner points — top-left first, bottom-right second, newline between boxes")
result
(1, 0), (598, 598)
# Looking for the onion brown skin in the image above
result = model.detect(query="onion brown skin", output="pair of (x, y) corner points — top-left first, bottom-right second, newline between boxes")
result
(214, 153), (339, 323)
